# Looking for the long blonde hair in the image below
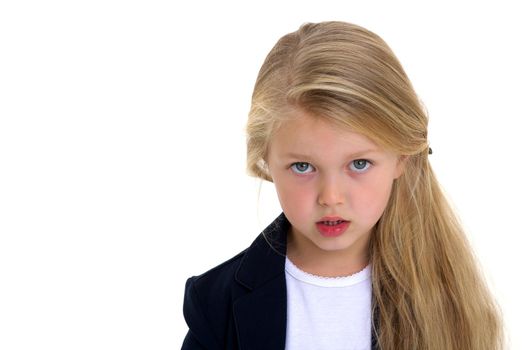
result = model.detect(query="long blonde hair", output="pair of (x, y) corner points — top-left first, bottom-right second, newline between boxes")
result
(245, 21), (504, 350)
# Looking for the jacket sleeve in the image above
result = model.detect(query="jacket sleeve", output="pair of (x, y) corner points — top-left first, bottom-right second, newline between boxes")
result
(181, 276), (222, 350)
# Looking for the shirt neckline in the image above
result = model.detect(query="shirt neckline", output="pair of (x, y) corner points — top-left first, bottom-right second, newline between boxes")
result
(285, 255), (371, 288)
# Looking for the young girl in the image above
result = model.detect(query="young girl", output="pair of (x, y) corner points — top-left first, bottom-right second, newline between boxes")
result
(182, 21), (504, 350)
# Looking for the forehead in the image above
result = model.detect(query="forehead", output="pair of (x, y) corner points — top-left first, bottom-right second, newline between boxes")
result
(270, 113), (381, 155)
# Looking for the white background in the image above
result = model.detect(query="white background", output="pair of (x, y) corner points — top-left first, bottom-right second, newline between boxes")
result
(1, 1), (523, 349)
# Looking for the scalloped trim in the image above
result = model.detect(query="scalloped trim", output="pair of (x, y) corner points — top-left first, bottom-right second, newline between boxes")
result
(285, 255), (371, 287)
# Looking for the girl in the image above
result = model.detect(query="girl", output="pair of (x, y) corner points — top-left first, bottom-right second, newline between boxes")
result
(182, 21), (504, 350)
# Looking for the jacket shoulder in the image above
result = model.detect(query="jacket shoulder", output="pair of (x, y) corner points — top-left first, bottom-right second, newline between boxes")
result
(182, 248), (249, 348)
(190, 247), (247, 292)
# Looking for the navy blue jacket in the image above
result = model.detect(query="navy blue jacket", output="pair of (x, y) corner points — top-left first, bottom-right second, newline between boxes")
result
(181, 212), (378, 349)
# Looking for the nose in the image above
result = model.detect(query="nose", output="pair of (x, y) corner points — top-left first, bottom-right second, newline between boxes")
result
(317, 175), (345, 207)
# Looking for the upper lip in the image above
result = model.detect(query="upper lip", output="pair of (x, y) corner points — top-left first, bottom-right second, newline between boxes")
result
(318, 216), (347, 222)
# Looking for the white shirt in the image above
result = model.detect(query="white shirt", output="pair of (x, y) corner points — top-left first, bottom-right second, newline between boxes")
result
(284, 256), (372, 350)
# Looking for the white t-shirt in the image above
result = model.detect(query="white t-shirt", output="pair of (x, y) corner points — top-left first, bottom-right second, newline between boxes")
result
(284, 256), (372, 350)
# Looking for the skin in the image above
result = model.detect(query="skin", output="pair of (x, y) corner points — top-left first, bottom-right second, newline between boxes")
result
(266, 110), (408, 277)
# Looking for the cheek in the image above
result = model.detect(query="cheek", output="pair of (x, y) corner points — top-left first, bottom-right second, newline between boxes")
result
(355, 179), (394, 218)
(275, 180), (314, 212)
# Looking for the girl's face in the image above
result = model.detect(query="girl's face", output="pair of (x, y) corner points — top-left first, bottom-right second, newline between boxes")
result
(266, 110), (407, 265)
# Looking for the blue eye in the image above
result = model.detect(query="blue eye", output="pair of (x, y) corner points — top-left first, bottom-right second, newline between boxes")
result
(350, 159), (371, 172)
(290, 162), (313, 174)
(290, 160), (372, 175)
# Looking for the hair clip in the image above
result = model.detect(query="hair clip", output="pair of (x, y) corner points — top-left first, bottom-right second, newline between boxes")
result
(428, 147), (433, 155)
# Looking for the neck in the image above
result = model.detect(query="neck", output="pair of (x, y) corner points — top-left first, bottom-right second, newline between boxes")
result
(286, 228), (371, 278)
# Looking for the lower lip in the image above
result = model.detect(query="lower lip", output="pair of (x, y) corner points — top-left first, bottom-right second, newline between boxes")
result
(316, 221), (350, 237)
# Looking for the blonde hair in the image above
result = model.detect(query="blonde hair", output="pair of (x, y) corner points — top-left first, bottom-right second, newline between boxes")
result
(245, 21), (505, 350)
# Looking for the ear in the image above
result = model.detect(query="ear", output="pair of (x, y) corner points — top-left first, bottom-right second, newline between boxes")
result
(262, 157), (273, 182)
(394, 155), (409, 179)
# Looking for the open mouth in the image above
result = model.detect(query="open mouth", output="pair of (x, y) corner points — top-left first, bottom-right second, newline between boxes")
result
(319, 220), (346, 226)
(316, 220), (350, 237)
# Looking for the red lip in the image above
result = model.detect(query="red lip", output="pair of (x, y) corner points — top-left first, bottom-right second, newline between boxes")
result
(316, 221), (350, 237)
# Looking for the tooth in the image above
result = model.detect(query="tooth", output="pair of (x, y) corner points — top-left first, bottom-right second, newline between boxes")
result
(325, 221), (339, 226)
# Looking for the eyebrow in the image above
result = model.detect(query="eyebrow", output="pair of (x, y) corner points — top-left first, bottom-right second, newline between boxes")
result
(283, 149), (380, 160)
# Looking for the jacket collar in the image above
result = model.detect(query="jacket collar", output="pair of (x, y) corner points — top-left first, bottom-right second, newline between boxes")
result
(235, 212), (289, 291)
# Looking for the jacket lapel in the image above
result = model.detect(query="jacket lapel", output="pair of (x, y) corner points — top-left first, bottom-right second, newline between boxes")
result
(233, 275), (287, 349)
(233, 213), (289, 350)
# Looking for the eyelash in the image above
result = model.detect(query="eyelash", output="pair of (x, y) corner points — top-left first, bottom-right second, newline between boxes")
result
(289, 159), (373, 175)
